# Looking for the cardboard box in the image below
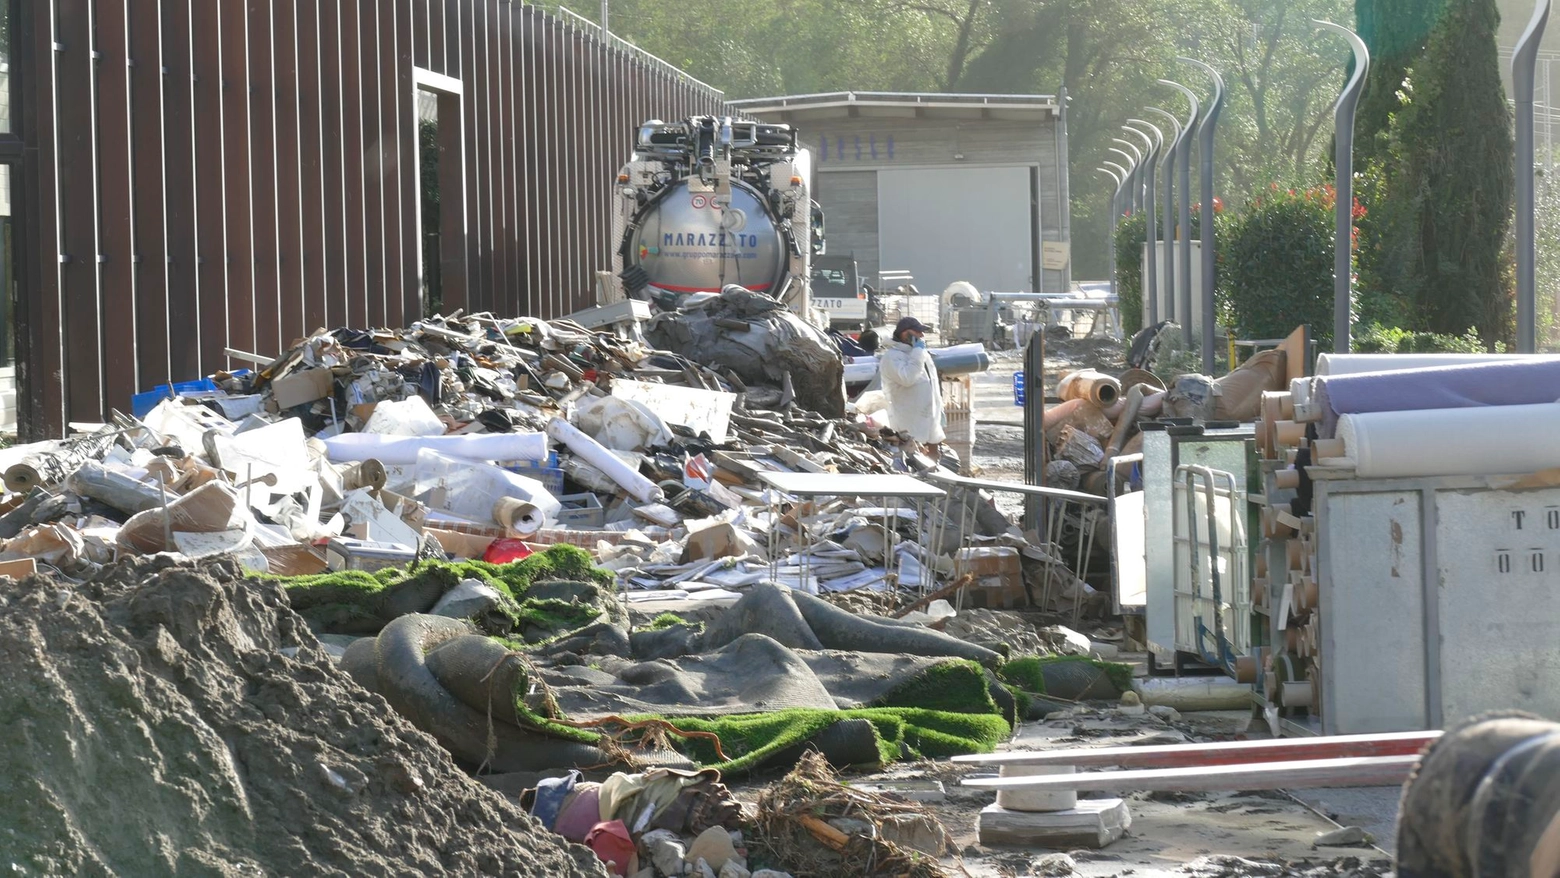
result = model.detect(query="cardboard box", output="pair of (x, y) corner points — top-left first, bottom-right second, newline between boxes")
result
(270, 368), (336, 409)
(0, 557), (38, 579)
(955, 546), (1027, 609)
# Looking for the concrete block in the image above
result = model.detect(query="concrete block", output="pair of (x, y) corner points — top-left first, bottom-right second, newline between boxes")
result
(977, 798), (1131, 849)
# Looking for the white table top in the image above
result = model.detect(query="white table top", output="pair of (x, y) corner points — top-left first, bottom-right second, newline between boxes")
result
(756, 471), (947, 499)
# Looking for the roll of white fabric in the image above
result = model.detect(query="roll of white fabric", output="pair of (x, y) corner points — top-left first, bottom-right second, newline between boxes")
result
(1338, 402), (1560, 478)
(1316, 353), (1560, 376)
(545, 417), (664, 504)
(322, 432), (549, 466)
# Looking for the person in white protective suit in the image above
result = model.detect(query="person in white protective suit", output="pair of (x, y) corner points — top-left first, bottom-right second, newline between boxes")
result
(879, 316), (945, 456)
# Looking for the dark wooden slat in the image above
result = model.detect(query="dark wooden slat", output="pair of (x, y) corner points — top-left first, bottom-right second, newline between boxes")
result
(485, 0), (508, 315)
(472, 0), (492, 314)
(963, 755), (1421, 793)
(96, 0), (138, 411)
(128, 0), (169, 392)
(395, 0), (419, 322)
(410, 0), (428, 69)
(339, 0), (368, 328)
(318, 2), (348, 331)
(22, 0), (66, 436)
(459, 0), (481, 314)
(519, 7), (537, 313)
(220, 0), (256, 366)
(444, 0), (460, 86)
(247, 0), (280, 358)
(191, 0), (229, 376)
(378, 0), (404, 327)
(57, 0), (103, 420)
(296, 3), (327, 333)
(160, 0), (198, 386)
(271, 1), (304, 347)
(952, 731), (1442, 770)
(359, 0), (385, 326)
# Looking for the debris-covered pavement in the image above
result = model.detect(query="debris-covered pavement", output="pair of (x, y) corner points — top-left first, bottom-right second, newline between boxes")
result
(0, 303), (1396, 877)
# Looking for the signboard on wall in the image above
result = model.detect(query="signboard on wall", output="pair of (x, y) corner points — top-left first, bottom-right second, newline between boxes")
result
(1042, 242), (1071, 271)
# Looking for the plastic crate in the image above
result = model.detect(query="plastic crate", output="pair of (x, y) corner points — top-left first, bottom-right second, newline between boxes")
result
(502, 453), (565, 496)
(555, 492), (606, 528)
(132, 379), (219, 418)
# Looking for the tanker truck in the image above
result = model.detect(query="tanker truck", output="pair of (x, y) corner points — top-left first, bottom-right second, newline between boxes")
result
(612, 116), (823, 316)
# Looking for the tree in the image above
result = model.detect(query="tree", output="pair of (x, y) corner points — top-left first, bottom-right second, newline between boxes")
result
(1381, 0), (1514, 343)
(1354, 0), (1449, 167)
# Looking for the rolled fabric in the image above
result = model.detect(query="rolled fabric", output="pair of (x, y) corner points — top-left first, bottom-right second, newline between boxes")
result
(545, 417), (664, 504)
(1315, 352), (1560, 376)
(1316, 358), (1560, 439)
(1338, 402), (1560, 479)
(493, 497), (544, 537)
(323, 432), (549, 466)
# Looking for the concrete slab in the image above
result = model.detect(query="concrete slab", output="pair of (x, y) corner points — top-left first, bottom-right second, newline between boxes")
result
(978, 798), (1130, 849)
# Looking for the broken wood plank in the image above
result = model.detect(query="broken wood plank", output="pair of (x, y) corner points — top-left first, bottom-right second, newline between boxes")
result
(951, 730), (1439, 770)
(962, 755), (1419, 793)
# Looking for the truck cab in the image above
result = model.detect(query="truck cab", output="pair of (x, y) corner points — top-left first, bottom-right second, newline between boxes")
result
(812, 255), (869, 329)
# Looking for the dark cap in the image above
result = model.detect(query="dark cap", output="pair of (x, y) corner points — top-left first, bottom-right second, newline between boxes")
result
(894, 316), (930, 339)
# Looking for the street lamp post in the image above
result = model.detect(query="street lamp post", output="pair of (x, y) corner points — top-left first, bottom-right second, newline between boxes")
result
(1145, 108), (1181, 326)
(1097, 167), (1124, 300)
(1314, 20), (1370, 353)
(1161, 79), (1200, 349)
(1515, 0), (1552, 353)
(1125, 123), (1161, 324)
(1182, 57), (1226, 374)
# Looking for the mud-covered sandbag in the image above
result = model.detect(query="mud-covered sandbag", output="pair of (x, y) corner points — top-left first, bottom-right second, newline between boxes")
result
(646, 288), (845, 417)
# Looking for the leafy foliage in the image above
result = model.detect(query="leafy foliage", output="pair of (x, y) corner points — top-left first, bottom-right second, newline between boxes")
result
(1114, 211), (1147, 335)
(1353, 323), (1495, 353)
(1222, 184), (1341, 347)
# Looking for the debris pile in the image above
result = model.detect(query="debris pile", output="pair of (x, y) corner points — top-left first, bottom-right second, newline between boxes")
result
(0, 557), (608, 876)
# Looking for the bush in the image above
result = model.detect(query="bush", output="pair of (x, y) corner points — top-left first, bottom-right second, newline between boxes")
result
(1114, 211), (1147, 336)
(1223, 185), (1342, 348)
(1353, 323), (1497, 354)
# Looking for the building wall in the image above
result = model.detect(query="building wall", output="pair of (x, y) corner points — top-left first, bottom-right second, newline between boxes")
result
(788, 114), (1070, 295)
(15, 1), (729, 439)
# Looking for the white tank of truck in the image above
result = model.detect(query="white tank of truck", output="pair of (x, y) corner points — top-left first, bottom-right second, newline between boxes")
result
(612, 116), (822, 315)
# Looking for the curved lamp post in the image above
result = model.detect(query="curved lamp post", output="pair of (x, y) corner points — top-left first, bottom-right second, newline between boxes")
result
(1097, 167), (1124, 300)
(1160, 79), (1200, 347)
(1515, 0), (1552, 352)
(1314, 20), (1369, 353)
(1181, 57), (1227, 373)
(1111, 138), (1144, 214)
(1125, 121), (1163, 324)
(1145, 108), (1181, 324)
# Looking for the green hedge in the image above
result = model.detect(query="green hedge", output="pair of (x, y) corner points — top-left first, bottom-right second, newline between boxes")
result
(1223, 185), (1338, 348)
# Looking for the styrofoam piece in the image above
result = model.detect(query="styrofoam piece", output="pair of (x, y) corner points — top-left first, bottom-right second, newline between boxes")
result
(210, 417), (312, 496)
(413, 448), (561, 531)
(1315, 352), (1560, 376)
(321, 432), (549, 466)
(1338, 402), (1560, 479)
(546, 417), (664, 504)
(362, 396), (445, 436)
(610, 378), (736, 444)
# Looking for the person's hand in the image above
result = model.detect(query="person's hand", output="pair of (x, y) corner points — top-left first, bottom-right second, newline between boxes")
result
(912, 337), (926, 350)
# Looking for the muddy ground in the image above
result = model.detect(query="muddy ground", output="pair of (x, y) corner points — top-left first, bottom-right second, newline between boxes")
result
(0, 557), (607, 877)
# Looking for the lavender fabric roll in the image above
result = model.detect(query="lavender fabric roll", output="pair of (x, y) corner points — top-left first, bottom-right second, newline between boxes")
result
(1317, 359), (1560, 438)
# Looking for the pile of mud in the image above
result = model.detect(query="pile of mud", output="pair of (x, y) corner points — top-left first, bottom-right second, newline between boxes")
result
(0, 556), (608, 877)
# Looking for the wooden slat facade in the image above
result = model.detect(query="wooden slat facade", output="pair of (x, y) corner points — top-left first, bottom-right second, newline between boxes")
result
(14, 0), (730, 439)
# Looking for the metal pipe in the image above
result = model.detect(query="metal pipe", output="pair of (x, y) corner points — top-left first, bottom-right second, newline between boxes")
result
(1182, 57), (1226, 374)
(1514, 0), (1551, 353)
(1126, 121), (1162, 324)
(1161, 80), (1199, 349)
(1314, 21), (1370, 353)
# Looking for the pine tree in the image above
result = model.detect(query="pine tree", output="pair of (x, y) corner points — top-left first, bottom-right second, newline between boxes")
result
(1354, 0), (1449, 167)
(1390, 0), (1514, 341)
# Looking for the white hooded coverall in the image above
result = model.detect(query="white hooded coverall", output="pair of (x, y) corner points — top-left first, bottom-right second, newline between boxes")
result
(879, 341), (945, 444)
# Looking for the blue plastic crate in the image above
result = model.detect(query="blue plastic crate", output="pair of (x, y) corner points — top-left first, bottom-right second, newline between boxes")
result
(503, 453), (565, 496)
(1012, 371), (1026, 407)
(132, 379), (220, 418)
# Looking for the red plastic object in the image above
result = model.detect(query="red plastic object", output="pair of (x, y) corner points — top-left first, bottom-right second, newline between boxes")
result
(483, 538), (533, 564)
(584, 820), (637, 876)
